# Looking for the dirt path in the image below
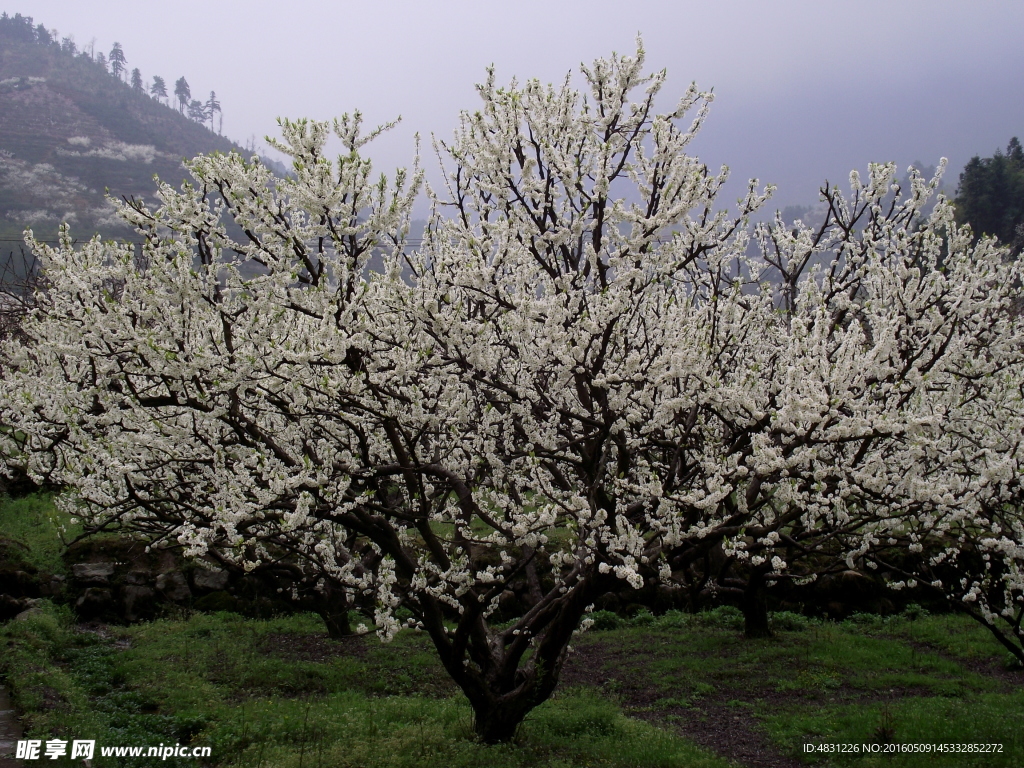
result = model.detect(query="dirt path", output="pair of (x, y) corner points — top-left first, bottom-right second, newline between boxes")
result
(562, 626), (1024, 768)
(562, 643), (805, 768)
(646, 699), (806, 768)
(0, 684), (24, 768)
(894, 635), (1022, 692)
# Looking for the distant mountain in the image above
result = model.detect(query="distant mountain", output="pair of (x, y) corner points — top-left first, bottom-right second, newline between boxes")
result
(0, 13), (250, 245)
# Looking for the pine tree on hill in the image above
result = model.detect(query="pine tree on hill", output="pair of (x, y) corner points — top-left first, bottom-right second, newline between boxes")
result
(109, 42), (126, 80)
(150, 75), (168, 103)
(95, 51), (107, 72)
(187, 98), (206, 123)
(0, 12), (36, 42)
(205, 91), (221, 132)
(174, 76), (190, 113)
(131, 68), (143, 92)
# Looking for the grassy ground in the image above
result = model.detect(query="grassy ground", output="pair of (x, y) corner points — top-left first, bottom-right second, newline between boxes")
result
(1, 494), (1022, 767)
(0, 492), (78, 575)
(566, 609), (1024, 767)
(2, 605), (1022, 767)
(1, 607), (730, 767)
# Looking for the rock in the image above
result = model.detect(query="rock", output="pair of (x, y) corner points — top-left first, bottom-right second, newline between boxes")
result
(65, 535), (162, 574)
(155, 571), (191, 602)
(0, 568), (40, 598)
(594, 591), (621, 613)
(11, 598), (43, 621)
(192, 567), (229, 592)
(0, 593), (27, 621)
(125, 570), (151, 586)
(38, 574), (66, 597)
(122, 585), (156, 622)
(654, 584), (686, 612)
(75, 587), (114, 619)
(71, 562), (116, 585)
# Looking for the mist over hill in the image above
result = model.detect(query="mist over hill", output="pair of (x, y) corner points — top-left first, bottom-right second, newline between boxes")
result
(0, 12), (271, 245)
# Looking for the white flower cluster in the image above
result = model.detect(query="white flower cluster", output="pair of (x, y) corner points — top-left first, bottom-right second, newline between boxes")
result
(0, 157), (91, 213)
(57, 140), (163, 164)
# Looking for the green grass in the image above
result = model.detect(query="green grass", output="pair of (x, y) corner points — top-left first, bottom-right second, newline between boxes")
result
(564, 607), (1024, 766)
(5, 603), (1022, 766)
(2, 550), (1022, 767)
(0, 492), (77, 574)
(0, 606), (731, 767)
(205, 691), (729, 768)
(763, 694), (1024, 767)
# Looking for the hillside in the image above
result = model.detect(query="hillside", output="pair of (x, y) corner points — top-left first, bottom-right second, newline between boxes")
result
(0, 13), (248, 245)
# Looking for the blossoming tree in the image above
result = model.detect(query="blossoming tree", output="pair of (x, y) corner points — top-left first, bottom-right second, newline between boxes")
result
(663, 168), (1024, 643)
(3, 45), (1023, 741)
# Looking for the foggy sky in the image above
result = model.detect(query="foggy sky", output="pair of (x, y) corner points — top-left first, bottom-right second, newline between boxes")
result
(7, 0), (1024, 213)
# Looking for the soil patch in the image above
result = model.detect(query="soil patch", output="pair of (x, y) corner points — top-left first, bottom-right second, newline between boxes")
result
(259, 632), (369, 664)
(652, 700), (805, 768)
(563, 624), (1024, 768)
(563, 639), (805, 768)
(894, 635), (1023, 692)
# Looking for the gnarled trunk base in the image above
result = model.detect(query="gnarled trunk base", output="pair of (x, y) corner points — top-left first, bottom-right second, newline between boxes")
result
(317, 607), (352, 638)
(471, 698), (534, 744)
(743, 570), (772, 639)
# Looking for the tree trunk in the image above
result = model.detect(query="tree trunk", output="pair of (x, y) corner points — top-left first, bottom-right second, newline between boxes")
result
(742, 569), (772, 639)
(318, 606), (352, 638)
(311, 581), (353, 638)
(447, 637), (565, 744)
(423, 574), (605, 743)
(470, 695), (535, 744)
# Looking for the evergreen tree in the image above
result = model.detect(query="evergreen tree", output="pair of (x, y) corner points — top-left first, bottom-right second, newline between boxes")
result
(131, 68), (143, 92)
(204, 91), (221, 132)
(95, 51), (107, 72)
(150, 75), (168, 103)
(174, 76), (191, 113)
(955, 138), (1024, 254)
(0, 13), (36, 44)
(187, 98), (206, 123)
(109, 42), (126, 80)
